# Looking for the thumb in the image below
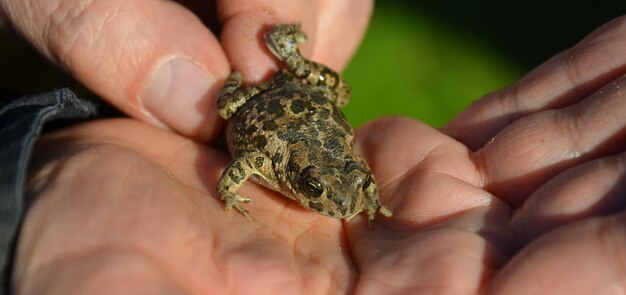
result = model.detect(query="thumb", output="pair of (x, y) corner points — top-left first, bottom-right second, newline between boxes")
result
(1, 0), (229, 140)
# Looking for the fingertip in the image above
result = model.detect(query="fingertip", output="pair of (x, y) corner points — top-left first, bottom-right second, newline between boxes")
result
(313, 0), (374, 71)
(218, 4), (317, 83)
(219, 14), (278, 83)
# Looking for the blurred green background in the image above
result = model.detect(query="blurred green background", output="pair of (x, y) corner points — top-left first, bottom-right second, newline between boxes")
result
(1, 0), (625, 127)
(343, 0), (626, 127)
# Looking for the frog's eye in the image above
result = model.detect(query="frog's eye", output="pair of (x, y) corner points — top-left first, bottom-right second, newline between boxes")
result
(362, 174), (372, 191)
(302, 177), (324, 198)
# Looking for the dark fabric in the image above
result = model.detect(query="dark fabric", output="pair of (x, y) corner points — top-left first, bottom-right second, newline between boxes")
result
(0, 89), (98, 293)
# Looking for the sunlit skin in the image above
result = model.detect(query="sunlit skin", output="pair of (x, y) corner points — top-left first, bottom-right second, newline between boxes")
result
(13, 16), (626, 294)
(3, 0), (626, 293)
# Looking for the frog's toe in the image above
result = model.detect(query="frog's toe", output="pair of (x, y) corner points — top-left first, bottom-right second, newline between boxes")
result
(232, 203), (252, 221)
(238, 195), (252, 204)
(378, 205), (393, 217)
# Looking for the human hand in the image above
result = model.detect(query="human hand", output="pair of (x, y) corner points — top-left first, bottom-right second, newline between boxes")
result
(0, 0), (372, 140)
(14, 14), (626, 295)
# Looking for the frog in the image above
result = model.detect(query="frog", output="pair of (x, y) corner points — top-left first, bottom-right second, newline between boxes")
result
(216, 24), (392, 225)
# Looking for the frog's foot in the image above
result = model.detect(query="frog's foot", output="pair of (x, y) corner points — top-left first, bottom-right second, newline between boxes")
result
(362, 203), (393, 229)
(265, 24), (307, 63)
(361, 175), (393, 228)
(217, 72), (265, 119)
(220, 190), (253, 221)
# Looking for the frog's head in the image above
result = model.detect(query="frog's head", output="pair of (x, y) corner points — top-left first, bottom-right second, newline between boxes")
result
(290, 159), (375, 219)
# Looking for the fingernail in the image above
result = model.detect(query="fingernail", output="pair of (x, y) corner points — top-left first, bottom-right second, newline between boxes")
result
(141, 57), (217, 137)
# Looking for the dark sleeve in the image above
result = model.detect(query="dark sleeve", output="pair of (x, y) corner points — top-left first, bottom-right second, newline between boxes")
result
(0, 89), (98, 293)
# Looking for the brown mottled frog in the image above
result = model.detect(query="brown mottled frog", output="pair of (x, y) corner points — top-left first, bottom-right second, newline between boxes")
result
(216, 24), (392, 225)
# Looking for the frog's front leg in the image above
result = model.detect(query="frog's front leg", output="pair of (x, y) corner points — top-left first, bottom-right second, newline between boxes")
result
(217, 72), (265, 119)
(217, 150), (275, 220)
(362, 174), (393, 228)
(264, 24), (351, 108)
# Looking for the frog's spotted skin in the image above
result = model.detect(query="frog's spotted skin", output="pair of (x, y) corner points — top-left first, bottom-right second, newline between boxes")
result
(217, 24), (392, 225)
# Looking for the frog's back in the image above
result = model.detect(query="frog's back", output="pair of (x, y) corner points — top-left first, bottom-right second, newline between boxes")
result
(226, 81), (354, 161)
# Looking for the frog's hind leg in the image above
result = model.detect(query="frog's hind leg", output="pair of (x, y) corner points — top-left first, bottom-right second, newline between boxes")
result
(265, 24), (351, 108)
(217, 72), (265, 119)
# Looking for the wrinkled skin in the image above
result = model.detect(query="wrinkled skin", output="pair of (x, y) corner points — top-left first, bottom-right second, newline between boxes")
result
(13, 16), (626, 294)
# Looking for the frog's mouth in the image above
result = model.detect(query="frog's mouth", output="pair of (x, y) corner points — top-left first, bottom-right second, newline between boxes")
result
(303, 196), (363, 219)
(329, 196), (363, 220)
